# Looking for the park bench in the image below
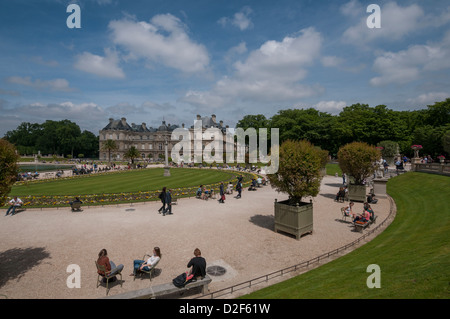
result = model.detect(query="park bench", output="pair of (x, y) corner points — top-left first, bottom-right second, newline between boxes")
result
(353, 215), (377, 232)
(353, 220), (370, 232)
(102, 275), (212, 299)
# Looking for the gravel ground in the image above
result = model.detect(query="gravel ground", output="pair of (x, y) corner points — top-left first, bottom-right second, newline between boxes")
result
(0, 175), (391, 299)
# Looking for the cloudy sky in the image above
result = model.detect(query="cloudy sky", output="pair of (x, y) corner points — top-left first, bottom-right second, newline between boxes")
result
(1, 0), (450, 136)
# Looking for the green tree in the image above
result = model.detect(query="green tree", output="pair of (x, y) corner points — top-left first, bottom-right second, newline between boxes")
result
(102, 139), (118, 163)
(267, 140), (323, 204)
(0, 139), (19, 206)
(76, 130), (99, 158)
(270, 108), (336, 153)
(124, 146), (140, 164)
(338, 142), (381, 185)
(442, 130), (450, 156)
(377, 140), (399, 158)
(4, 122), (42, 155)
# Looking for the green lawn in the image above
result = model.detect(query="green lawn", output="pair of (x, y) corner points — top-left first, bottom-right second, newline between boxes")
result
(326, 163), (342, 176)
(241, 172), (450, 299)
(10, 168), (238, 196)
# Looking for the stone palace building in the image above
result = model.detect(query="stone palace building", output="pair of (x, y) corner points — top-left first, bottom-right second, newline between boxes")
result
(99, 114), (232, 162)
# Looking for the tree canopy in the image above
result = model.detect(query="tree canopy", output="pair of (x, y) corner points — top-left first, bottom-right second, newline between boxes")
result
(0, 139), (19, 206)
(236, 99), (450, 157)
(3, 120), (99, 158)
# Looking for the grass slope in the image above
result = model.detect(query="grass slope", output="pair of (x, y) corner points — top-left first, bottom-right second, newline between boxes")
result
(10, 168), (235, 196)
(241, 172), (450, 299)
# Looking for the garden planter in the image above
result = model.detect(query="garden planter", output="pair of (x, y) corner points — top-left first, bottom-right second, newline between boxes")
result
(274, 199), (313, 240)
(348, 183), (366, 202)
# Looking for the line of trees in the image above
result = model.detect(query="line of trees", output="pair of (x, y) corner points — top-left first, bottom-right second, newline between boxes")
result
(3, 119), (99, 158)
(236, 99), (450, 158)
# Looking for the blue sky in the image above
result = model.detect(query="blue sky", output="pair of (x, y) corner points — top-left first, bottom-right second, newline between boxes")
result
(1, 0), (450, 136)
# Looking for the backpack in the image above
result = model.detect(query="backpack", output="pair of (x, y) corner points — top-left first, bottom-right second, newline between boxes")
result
(172, 271), (194, 288)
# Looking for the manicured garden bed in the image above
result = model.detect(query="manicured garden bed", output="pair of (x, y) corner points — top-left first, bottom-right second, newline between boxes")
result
(6, 168), (258, 208)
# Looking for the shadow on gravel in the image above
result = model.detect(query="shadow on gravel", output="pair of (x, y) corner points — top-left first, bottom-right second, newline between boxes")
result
(0, 247), (51, 288)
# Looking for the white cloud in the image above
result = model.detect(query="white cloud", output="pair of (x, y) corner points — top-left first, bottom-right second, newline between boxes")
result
(342, 2), (424, 45)
(407, 92), (450, 106)
(7, 76), (74, 92)
(314, 100), (347, 114)
(74, 48), (125, 79)
(108, 14), (210, 74)
(107, 101), (175, 115)
(321, 56), (344, 67)
(218, 6), (253, 31)
(181, 27), (325, 109)
(340, 0), (364, 17)
(370, 32), (450, 86)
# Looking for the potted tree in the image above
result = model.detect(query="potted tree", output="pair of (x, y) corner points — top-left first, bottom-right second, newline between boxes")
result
(338, 142), (381, 202)
(268, 140), (323, 239)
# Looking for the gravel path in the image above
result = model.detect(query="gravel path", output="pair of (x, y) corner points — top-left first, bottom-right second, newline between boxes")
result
(0, 175), (391, 299)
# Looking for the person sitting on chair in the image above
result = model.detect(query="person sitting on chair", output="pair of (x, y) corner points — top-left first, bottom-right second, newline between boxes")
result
(344, 201), (355, 218)
(226, 182), (233, 194)
(335, 187), (345, 202)
(131, 247), (161, 276)
(70, 197), (83, 209)
(5, 196), (23, 216)
(97, 248), (124, 283)
(196, 185), (203, 198)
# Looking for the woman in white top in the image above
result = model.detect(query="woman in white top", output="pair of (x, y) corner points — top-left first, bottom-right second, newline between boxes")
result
(344, 202), (355, 218)
(131, 247), (161, 276)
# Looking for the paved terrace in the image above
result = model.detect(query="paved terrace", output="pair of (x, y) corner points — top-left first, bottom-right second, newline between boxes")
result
(0, 175), (392, 299)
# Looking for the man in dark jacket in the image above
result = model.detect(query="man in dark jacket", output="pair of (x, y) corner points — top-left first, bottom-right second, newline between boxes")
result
(236, 180), (242, 198)
(158, 187), (166, 214)
(163, 189), (172, 216)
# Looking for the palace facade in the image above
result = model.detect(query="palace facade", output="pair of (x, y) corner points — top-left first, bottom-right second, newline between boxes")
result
(99, 114), (232, 162)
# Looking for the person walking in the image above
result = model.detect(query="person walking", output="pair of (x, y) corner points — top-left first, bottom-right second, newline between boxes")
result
(218, 182), (225, 203)
(236, 180), (242, 199)
(158, 187), (166, 214)
(163, 189), (173, 216)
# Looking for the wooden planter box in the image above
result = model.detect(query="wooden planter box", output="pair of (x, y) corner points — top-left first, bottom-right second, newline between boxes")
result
(274, 200), (313, 240)
(348, 183), (366, 202)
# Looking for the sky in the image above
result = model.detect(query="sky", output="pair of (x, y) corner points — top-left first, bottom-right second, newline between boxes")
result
(1, 0), (450, 136)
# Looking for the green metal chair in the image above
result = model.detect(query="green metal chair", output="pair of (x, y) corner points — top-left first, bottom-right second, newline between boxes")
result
(95, 261), (123, 295)
(133, 254), (160, 281)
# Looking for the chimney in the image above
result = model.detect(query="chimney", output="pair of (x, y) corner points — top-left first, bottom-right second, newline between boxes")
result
(182, 123), (185, 128)
(142, 123), (147, 129)
(121, 117), (127, 126)
(109, 118), (114, 123)
(196, 114), (201, 120)
(211, 114), (216, 123)
(219, 120), (223, 126)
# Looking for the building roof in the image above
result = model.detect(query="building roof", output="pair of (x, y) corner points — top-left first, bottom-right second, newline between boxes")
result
(102, 115), (226, 133)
